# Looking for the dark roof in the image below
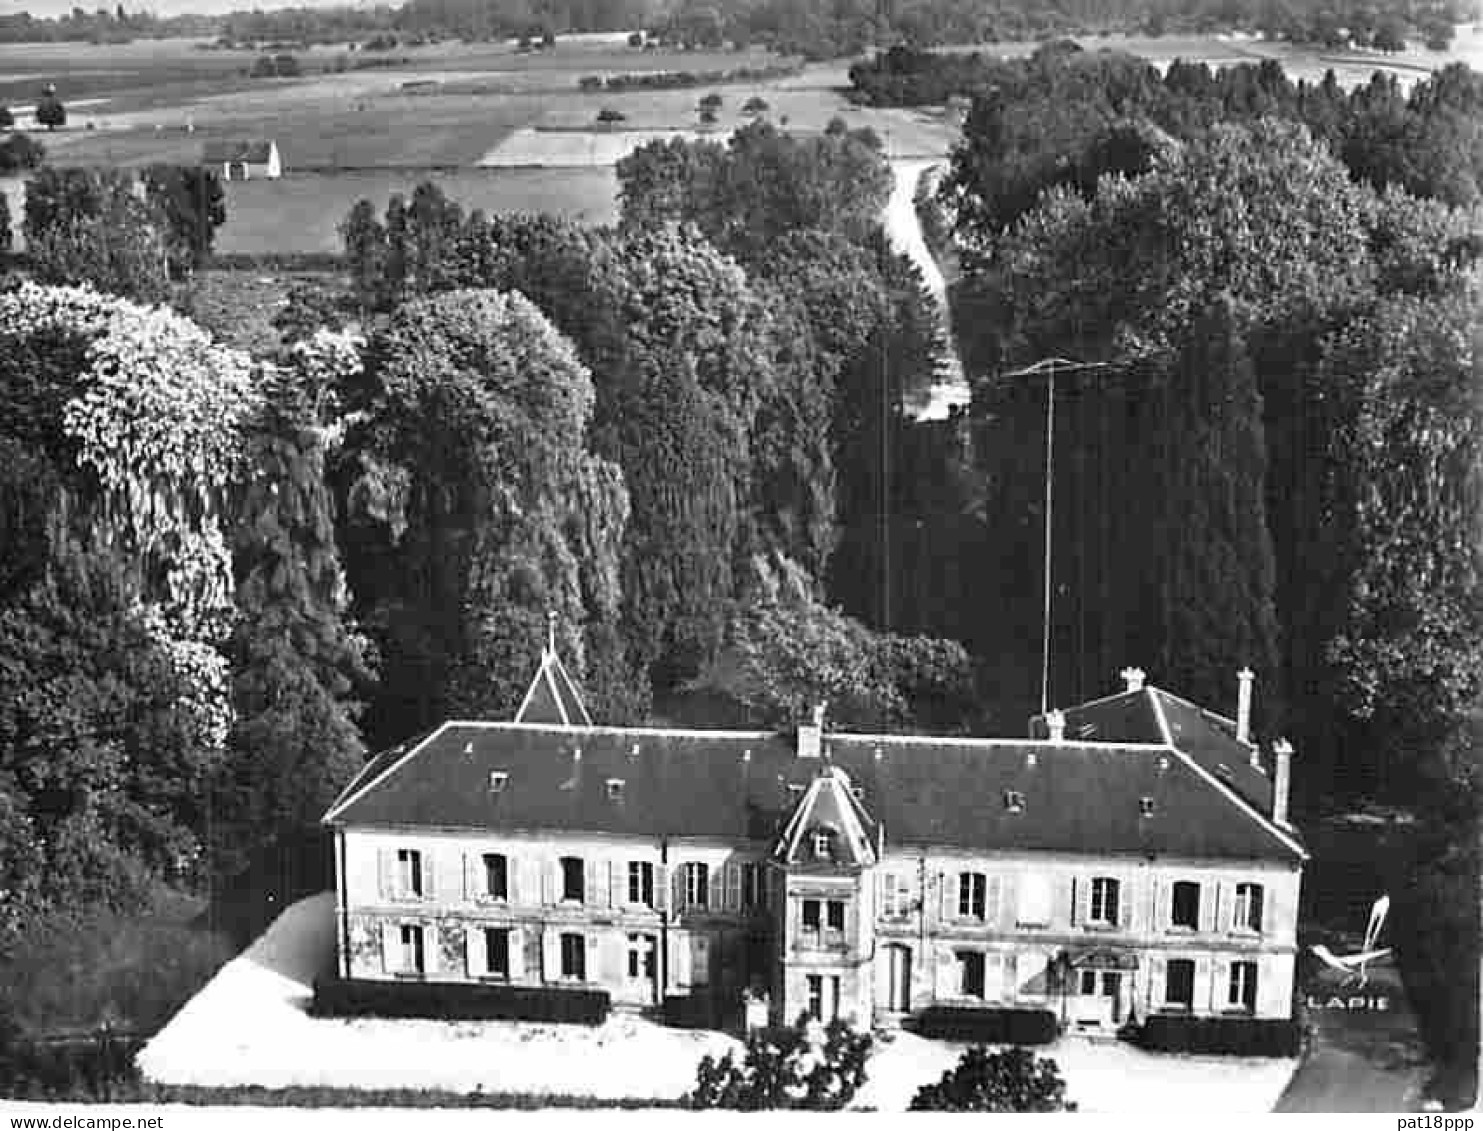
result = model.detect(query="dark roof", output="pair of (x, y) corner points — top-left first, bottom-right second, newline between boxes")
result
(201, 139), (276, 164)
(1031, 687), (1275, 816)
(325, 721), (1303, 862)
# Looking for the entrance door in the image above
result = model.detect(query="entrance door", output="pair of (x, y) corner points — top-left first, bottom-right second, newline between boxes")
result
(627, 933), (658, 1005)
(1073, 968), (1122, 1027)
(885, 944), (912, 1012)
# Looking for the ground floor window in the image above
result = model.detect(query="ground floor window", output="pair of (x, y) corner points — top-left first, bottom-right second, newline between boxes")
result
(1228, 961), (1258, 1011)
(1164, 958), (1194, 1008)
(957, 950), (986, 998)
(484, 927), (510, 977)
(560, 932), (586, 981)
(399, 924), (424, 974)
(626, 933), (656, 980)
(806, 973), (841, 1021)
(1079, 969), (1098, 996)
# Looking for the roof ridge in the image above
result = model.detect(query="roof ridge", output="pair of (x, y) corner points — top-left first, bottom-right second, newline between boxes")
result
(1162, 742), (1307, 860)
(1152, 686), (1240, 730)
(323, 721), (452, 825)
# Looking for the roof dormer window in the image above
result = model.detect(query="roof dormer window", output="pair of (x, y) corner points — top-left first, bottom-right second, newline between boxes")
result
(1003, 789), (1025, 814)
(489, 770), (509, 794)
(606, 777), (625, 801)
(1139, 796), (1155, 817)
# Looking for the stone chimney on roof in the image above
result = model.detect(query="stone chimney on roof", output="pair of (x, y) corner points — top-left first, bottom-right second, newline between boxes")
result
(1120, 667), (1146, 693)
(1046, 709), (1066, 744)
(797, 702), (826, 759)
(1272, 737), (1293, 829)
(1237, 668), (1255, 746)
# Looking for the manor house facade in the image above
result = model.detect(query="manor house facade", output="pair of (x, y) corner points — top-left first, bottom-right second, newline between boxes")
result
(323, 646), (1306, 1031)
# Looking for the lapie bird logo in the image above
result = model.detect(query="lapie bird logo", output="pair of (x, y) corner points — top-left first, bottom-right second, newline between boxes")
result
(1304, 894), (1395, 1011)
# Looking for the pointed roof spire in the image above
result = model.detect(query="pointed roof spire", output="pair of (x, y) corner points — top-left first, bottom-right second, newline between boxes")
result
(514, 613), (593, 727)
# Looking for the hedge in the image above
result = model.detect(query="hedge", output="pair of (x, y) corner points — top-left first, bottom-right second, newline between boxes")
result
(312, 977), (610, 1025)
(1136, 1014), (1302, 1056)
(663, 993), (721, 1030)
(913, 1007), (1058, 1045)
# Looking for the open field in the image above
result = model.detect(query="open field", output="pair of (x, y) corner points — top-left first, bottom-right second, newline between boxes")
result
(139, 892), (1297, 1111)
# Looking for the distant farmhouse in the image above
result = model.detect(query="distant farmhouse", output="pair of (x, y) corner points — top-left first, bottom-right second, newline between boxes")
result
(201, 139), (281, 181)
(323, 644), (1306, 1034)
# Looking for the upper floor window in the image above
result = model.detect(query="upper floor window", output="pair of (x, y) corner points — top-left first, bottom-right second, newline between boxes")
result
(628, 860), (655, 908)
(1227, 960), (1258, 1011)
(958, 872), (987, 920)
(1233, 883), (1264, 932)
(882, 873), (912, 918)
(1090, 877), (1120, 926)
(802, 897), (821, 933)
(397, 848), (423, 898)
(742, 863), (765, 909)
(560, 856), (584, 903)
(826, 899), (845, 935)
(1170, 881), (1200, 930)
(483, 853), (508, 901)
(683, 861), (710, 909)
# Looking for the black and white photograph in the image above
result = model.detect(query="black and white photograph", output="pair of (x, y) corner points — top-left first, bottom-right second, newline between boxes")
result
(0, 0), (1477, 1117)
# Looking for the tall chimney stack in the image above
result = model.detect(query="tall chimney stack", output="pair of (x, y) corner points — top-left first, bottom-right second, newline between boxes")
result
(797, 702), (826, 759)
(1120, 667), (1146, 693)
(1272, 738), (1293, 829)
(1236, 668), (1255, 746)
(1046, 709), (1066, 744)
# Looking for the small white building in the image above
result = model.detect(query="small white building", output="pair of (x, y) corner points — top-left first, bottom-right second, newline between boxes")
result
(202, 139), (281, 181)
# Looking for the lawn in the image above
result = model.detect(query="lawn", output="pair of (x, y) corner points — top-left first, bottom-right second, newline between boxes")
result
(139, 892), (1297, 1111)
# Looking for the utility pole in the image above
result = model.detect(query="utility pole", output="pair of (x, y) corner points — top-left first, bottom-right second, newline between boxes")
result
(1000, 356), (1114, 717)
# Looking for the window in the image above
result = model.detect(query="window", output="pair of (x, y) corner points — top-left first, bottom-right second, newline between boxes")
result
(1233, 883), (1264, 932)
(1003, 789), (1025, 813)
(1079, 969), (1098, 995)
(683, 862), (710, 909)
(560, 856), (584, 903)
(1170, 881), (1200, 930)
(399, 924), (424, 974)
(742, 863), (764, 909)
(806, 974), (841, 1021)
(483, 927), (510, 977)
(959, 872), (987, 920)
(606, 778), (625, 801)
(397, 848), (423, 898)
(882, 873), (912, 918)
(560, 932), (586, 981)
(627, 861), (655, 907)
(1139, 796), (1155, 817)
(802, 897), (821, 943)
(1090, 877), (1120, 926)
(1164, 958), (1194, 1008)
(626, 933), (656, 980)
(483, 853), (508, 901)
(1228, 960), (1258, 1011)
(957, 950), (986, 998)
(825, 899), (845, 935)
(489, 771), (508, 793)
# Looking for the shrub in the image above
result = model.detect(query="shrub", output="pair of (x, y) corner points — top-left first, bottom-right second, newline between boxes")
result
(628, 31), (644, 46)
(312, 977), (610, 1025)
(743, 95), (769, 113)
(688, 1018), (872, 1110)
(578, 75), (604, 91)
(34, 90), (65, 131)
(1136, 1014), (1302, 1056)
(914, 1006), (1058, 1045)
(0, 106), (11, 128)
(699, 91), (723, 110)
(0, 132), (42, 174)
(910, 1045), (1076, 1111)
(596, 107), (627, 124)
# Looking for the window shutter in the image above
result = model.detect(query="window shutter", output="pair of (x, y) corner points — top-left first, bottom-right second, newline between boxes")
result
(508, 927), (525, 981)
(1255, 884), (1269, 935)
(422, 922), (438, 975)
(938, 872), (951, 924)
(1266, 883), (1287, 941)
(463, 853), (475, 902)
(672, 931), (692, 986)
(378, 849), (395, 901)
(608, 861), (623, 909)
(1152, 877), (1166, 930)
(422, 851), (436, 901)
(464, 925), (478, 977)
(542, 929), (560, 983)
(725, 863), (742, 912)
(541, 859), (555, 906)
(999, 874), (1017, 929)
(585, 933), (600, 983)
(1198, 957), (1217, 1010)
(692, 934), (711, 985)
(672, 864), (686, 914)
(656, 863), (669, 912)
(1115, 876), (1128, 928)
(509, 855), (522, 905)
(586, 859), (601, 906)
(1213, 882), (1226, 934)
(1149, 956), (1166, 1010)
(707, 865), (722, 913)
(1078, 877), (1092, 926)
(987, 875), (1002, 925)
(381, 921), (397, 973)
(933, 946), (957, 1000)
(1003, 952), (1019, 1002)
(1068, 876), (1079, 926)
(875, 871), (888, 915)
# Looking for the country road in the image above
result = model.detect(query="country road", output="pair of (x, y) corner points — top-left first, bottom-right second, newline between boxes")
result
(883, 159), (970, 422)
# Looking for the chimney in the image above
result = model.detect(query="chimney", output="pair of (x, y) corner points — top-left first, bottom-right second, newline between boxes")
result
(1236, 668), (1255, 746)
(797, 702), (826, 759)
(1272, 738), (1293, 828)
(1120, 666), (1146, 693)
(1046, 709), (1066, 744)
